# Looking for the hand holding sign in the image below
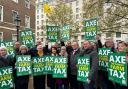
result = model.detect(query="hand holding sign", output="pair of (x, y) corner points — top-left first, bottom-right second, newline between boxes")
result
(84, 18), (97, 41)
(53, 56), (67, 78)
(16, 55), (32, 76)
(77, 56), (90, 82)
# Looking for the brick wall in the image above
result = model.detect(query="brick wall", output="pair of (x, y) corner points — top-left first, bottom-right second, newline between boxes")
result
(0, 0), (35, 41)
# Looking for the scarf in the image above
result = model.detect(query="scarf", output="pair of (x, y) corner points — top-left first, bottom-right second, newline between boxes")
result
(38, 51), (43, 57)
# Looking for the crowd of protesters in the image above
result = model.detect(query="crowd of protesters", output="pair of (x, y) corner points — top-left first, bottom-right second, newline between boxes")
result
(0, 35), (128, 89)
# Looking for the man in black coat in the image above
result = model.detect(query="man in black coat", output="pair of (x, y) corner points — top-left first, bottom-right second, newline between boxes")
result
(79, 40), (99, 89)
(69, 41), (83, 89)
(14, 41), (21, 54)
(29, 40), (50, 57)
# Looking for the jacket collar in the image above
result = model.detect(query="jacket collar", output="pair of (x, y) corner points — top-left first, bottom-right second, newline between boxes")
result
(83, 47), (93, 54)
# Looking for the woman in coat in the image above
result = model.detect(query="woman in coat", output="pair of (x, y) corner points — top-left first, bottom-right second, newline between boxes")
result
(15, 45), (30, 89)
(115, 41), (128, 89)
(47, 46), (58, 89)
(33, 44), (46, 89)
(100, 39), (116, 89)
(0, 46), (14, 89)
(56, 46), (69, 89)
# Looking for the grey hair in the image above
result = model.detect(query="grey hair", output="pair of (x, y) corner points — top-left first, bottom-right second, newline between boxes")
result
(61, 46), (66, 50)
(0, 46), (7, 51)
(60, 46), (68, 57)
(19, 45), (28, 51)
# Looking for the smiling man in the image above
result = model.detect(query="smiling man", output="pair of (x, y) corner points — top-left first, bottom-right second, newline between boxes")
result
(79, 40), (99, 89)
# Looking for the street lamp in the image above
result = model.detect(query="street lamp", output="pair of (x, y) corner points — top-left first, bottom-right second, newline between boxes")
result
(15, 15), (21, 41)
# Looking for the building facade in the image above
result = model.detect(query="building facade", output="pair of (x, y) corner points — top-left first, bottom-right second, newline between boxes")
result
(0, 0), (35, 41)
(35, 0), (57, 44)
(67, 0), (84, 45)
(35, 0), (46, 43)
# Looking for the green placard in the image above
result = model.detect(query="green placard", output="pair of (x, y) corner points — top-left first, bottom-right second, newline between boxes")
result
(20, 28), (35, 48)
(47, 26), (59, 42)
(108, 53), (127, 86)
(16, 55), (32, 76)
(77, 56), (90, 82)
(53, 56), (67, 78)
(0, 67), (14, 89)
(84, 18), (97, 40)
(45, 56), (54, 74)
(32, 57), (46, 76)
(98, 48), (112, 71)
(61, 25), (70, 41)
(0, 41), (15, 57)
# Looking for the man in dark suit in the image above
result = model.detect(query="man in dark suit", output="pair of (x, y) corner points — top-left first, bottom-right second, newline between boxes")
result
(69, 41), (82, 89)
(79, 40), (99, 89)
(29, 40), (50, 57)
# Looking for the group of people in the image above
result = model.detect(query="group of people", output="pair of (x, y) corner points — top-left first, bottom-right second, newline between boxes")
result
(0, 35), (128, 89)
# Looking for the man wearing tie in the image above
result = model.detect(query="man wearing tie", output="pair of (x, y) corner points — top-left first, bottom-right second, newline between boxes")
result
(69, 41), (83, 89)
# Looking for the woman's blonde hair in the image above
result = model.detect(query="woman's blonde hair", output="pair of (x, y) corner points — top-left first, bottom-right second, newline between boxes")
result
(0, 46), (7, 51)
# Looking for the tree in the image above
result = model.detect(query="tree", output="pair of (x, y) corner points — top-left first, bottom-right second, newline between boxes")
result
(47, 0), (78, 39)
(83, 0), (128, 33)
(47, 0), (73, 27)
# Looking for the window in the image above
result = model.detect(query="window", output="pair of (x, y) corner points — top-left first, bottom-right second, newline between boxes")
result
(37, 21), (39, 25)
(36, 4), (40, 9)
(41, 9), (43, 13)
(12, 34), (17, 41)
(37, 32), (39, 35)
(70, 2), (72, 7)
(41, 14), (43, 18)
(25, 15), (30, 28)
(41, 20), (43, 25)
(116, 40), (121, 43)
(74, 36), (78, 39)
(76, 14), (79, 19)
(81, 42), (83, 46)
(76, 8), (79, 13)
(0, 32), (3, 41)
(41, 31), (43, 36)
(41, 38), (43, 41)
(0, 5), (3, 22)
(81, 35), (84, 39)
(106, 33), (111, 38)
(12, 10), (18, 24)
(25, 0), (30, 9)
(12, 0), (18, 3)
(41, 26), (43, 29)
(116, 32), (121, 38)
(37, 26), (39, 29)
(76, 1), (79, 6)
(37, 10), (39, 14)
(37, 15), (39, 19)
